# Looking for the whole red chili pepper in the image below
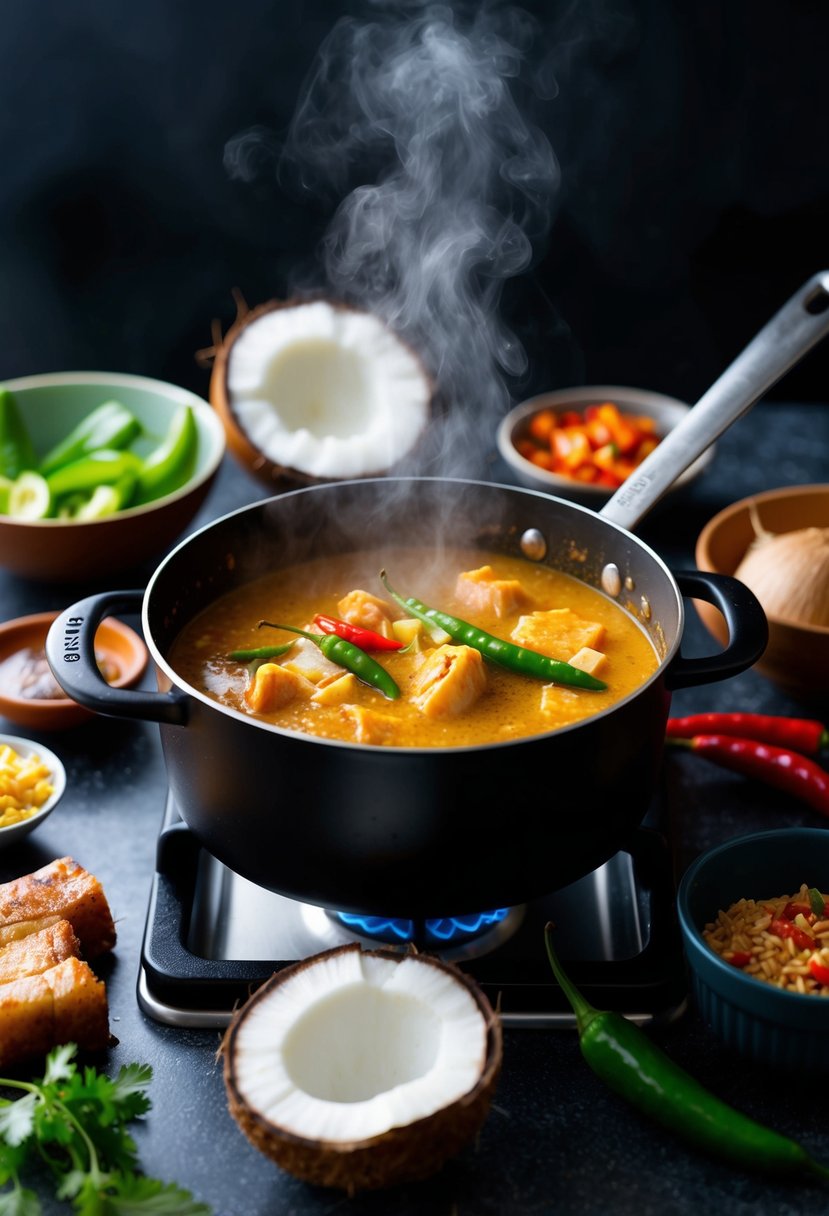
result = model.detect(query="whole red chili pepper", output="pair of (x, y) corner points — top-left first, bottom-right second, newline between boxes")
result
(670, 735), (829, 818)
(312, 614), (403, 652)
(666, 713), (828, 755)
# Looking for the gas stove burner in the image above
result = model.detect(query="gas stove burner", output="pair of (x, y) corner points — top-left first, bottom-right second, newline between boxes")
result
(139, 789), (688, 1029)
(332, 905), (522, 956)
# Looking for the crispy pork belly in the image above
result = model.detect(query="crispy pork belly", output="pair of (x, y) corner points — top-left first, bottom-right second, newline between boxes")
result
(410, 644), (487, 718)
(455, 565), (532, 619)
(337, 589), (399, 638)
(0, 957), (110, 1068)
(0, 857), (116, 959)
(511, 608), (605, 660)
(0, 920), (81, 984)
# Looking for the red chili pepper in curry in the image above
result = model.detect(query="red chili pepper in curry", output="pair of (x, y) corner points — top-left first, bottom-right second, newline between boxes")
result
(312, 614), (403, 652)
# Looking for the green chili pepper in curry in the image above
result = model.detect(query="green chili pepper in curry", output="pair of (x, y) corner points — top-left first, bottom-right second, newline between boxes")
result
(543, 923), (829, 1180)
(380, 571), (607, 692)
(258, 622), (400, 700)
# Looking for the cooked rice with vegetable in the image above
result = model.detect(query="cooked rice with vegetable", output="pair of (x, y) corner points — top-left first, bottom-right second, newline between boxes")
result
(0, 743), (54, 827)
(703, 883), (829, 996)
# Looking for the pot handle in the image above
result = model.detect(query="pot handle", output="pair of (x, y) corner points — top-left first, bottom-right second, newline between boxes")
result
(45, 591), (188, 725)
(666, 570), (768, 690)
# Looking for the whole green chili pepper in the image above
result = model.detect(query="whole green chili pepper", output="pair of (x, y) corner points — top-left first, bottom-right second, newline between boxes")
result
(380, 571), (607, 692)
(0, 388), (36, 479)
(544, 923), (829, 1180)
(39, 399), (141, 475)
(135, 404), (198, 504)
(227, 643), (295, 663)
(259, 622), (400, 700)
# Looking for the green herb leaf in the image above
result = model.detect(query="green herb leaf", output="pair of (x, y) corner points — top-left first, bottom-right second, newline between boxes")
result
(0, 1185), (41, 1216)
(808, 887), (826, 917)
(0, 1096), (35, 1149)
(0, 1047), (211, 1215)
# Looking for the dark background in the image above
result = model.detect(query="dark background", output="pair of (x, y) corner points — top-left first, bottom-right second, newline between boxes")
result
(1, 0), (828, 411)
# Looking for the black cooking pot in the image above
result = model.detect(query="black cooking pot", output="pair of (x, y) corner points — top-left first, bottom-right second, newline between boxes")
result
(46, 477), (766, 917)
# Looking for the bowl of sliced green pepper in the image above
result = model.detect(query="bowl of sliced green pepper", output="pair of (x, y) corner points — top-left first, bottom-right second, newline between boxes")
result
(0, 371), (226, 581)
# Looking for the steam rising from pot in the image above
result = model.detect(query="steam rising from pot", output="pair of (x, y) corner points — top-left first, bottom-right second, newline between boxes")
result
(224, 5), (560, 476)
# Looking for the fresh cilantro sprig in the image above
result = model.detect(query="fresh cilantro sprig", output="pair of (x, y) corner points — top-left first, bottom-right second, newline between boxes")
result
(0, 1044), (212, 1215)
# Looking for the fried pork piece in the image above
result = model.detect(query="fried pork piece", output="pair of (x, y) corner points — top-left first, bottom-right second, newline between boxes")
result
(245, 662), (314, 712)
(511, 608), (605, 660)
(338, 705), (401, 745)
(337, 589), (399, 639)
(410, 644), (487, 718)
(0, 957), (110, 1068)
(455, 565), (532, 619)
(0, 919), (81, 983)
(0, 857), (116, 959)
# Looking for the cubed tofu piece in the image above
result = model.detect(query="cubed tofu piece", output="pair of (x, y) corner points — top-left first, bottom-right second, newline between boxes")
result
(0, 957), (110, 1069)
(245, 662), (313, 712)
(0, 919), (81, 984)
(337, 590), (398, 638)
(281, 637), (343, 684)
(454, 565), (532, 619)
(311, 672), (360, 706)
(568, 646), (608, 677)
(410, 644), (487, 718)
(338, 705), (401, 746)
(512, 608), (605, 659)
(0, 858), (116, 959)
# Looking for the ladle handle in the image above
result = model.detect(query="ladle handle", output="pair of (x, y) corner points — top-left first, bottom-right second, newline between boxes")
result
(600, 270), (829, 532)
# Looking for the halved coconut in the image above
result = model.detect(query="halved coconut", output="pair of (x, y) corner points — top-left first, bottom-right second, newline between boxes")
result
(222, 942), (502, 1193)
(210, 299), (433, 489)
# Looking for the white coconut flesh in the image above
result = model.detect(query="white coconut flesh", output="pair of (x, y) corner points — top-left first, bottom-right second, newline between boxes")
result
(228, 946), (489, 1145)
(225, 301), (430, 479)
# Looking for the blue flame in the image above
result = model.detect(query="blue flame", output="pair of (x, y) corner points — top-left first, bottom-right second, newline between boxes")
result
(337, 907), (510, 944)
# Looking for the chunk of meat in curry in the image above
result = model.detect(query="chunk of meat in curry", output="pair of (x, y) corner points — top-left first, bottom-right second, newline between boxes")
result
(455, 565), (532, 619)
(409, 644), (487, 718)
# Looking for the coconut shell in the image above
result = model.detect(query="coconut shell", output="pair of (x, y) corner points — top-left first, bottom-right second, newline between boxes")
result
(209, 298), (434, 491)
(222, 943), (502, 1194)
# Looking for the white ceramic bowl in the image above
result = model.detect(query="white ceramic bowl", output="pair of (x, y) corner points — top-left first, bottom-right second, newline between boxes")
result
(0, 734), (66, 847)
(497, 385), (714, 504)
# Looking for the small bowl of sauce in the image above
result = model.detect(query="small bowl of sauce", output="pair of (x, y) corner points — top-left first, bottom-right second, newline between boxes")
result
(0, 612), (148, 730)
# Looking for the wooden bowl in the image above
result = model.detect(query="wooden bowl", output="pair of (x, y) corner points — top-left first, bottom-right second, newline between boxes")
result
(0, 611), (149, 730)
(695, 484), (829, 704)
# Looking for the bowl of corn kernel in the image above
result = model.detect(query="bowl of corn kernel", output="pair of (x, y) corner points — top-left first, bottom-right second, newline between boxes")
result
(0, 734), (66, 847)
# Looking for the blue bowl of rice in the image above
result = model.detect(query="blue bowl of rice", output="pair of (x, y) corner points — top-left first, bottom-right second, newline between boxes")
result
(677, 828), (829, 1073)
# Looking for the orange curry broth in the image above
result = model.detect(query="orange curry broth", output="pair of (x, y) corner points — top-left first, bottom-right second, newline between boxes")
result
(168, 547), (659, 747)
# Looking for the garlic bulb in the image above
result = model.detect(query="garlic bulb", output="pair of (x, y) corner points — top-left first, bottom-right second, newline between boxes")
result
(734, 525), (829, 628)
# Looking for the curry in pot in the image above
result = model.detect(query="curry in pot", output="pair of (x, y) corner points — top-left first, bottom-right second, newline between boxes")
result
(169, 547), (659, 747)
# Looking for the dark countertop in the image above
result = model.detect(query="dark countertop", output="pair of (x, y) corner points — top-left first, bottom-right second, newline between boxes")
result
(1, 399), (828, 1216)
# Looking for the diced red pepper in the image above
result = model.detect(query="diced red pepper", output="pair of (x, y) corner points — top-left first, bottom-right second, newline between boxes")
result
(808, 956), (829, 985)
(770, 917), (815, 951)
(726, 951), (753, 968)
(781, 901), (813, 923)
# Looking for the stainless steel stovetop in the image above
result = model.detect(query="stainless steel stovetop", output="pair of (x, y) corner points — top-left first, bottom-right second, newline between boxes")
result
(138, 793), (687, 1029)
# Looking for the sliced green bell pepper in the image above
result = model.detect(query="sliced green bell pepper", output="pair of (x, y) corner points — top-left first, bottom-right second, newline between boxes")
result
(39, 399), (142, 476)
(0, 389), (37, 479)
(135, 404), (198, 504)
(45, 449), (142, 507)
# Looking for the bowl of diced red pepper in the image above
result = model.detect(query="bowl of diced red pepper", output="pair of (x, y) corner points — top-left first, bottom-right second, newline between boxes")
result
(497, 385), (713, 503)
